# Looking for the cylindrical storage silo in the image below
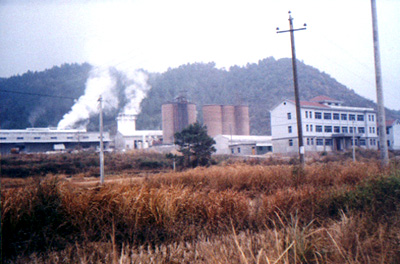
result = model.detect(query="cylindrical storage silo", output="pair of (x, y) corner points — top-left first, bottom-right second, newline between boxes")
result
(203, 105), (222, 137)
(221, 105), (236, 135)
(162, 103), (175, 144)
(235, 105), (250, 135)
(187, 103), (197, 126)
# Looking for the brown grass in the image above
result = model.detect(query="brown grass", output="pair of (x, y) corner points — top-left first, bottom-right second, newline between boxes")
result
(2, 155), (400, 263)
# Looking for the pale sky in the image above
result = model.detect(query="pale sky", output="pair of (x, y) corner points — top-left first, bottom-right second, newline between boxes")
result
(1, 0), (399, 110)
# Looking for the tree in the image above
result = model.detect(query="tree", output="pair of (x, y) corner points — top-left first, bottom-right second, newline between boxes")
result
(174, 122), (216, 167)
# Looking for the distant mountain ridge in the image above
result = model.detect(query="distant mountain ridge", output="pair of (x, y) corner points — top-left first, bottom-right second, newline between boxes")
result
(1, 58), (399, 135)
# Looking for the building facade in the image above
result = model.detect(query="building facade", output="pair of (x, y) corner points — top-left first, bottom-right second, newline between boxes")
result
(213, 135), (272, 155)
(270, 96), (378, 154)
(0, 128), (111, 154)
(386, 119), (400, 151)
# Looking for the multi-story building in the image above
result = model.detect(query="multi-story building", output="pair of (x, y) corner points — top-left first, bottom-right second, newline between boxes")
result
(270, 96), (378, 154)
(386, 119), (400, 151)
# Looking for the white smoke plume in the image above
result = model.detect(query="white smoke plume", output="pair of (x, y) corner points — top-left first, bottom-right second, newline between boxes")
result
(122, 70), (150, 115)
(57, 66), (150, 130)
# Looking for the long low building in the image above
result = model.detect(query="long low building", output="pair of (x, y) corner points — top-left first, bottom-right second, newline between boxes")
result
(214, 135), (273, 155)
(0, 127), (111, 154)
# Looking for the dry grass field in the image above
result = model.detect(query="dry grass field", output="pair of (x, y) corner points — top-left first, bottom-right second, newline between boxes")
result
(1, 151), (400, 263)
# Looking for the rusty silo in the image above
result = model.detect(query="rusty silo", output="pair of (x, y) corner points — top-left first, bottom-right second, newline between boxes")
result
(162, 96), (197, 144)
(162, 103), (175, 144)
(234, 105), (250, 135)
(221, 105), (236, 135)
(203, 105), (223, 137)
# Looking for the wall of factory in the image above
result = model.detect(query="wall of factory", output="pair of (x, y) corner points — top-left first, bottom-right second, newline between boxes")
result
(203, 105), (250, 137)
(162, 101), (197, 144)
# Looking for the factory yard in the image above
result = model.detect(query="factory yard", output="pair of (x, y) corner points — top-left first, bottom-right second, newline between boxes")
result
(2, 151), (400, 263)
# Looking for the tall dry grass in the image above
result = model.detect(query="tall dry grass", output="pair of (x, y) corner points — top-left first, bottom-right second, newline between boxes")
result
(2, 159), (400, 263)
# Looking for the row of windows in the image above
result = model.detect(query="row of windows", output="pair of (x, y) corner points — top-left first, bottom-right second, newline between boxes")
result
(302, 111), (373, 121)
(0, 136), (91, 140)
(289, 125), (373, 134)
(290, 138), (376, 147)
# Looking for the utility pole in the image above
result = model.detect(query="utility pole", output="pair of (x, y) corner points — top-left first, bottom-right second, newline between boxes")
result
(98, 95), (105, 184)
(371, 0), (389, 166)
(277, 11), (307, 166)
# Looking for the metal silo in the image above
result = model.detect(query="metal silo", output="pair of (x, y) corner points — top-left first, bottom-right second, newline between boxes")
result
(235, 105), (250, 135)
(203, 105), (222, 137)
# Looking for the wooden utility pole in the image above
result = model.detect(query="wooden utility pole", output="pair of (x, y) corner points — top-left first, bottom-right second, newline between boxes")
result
(99, 95), (105, 184)
(371, 0), (389, 166)
(277, 11), (307, 166)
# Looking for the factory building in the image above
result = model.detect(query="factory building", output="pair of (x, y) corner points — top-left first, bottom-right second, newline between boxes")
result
(203, 105), (250, 137)
(270, 96), (379, 154)
(115, 113), (162, 150)
(162, 96), (197, 144)
(0, 128), (111, 154)
(214, 135), (272, 155)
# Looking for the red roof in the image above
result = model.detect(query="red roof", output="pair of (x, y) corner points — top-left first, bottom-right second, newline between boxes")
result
(386, 119), (396, 127)
(288, 100), (329, 108)
(309, 95), (339, 102)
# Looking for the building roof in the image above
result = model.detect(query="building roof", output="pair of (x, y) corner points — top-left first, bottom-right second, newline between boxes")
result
(309, 95), (341, 103)
(386, 119), (399, 127)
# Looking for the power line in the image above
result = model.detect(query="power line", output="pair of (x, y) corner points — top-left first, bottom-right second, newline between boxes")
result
(0, 89), (76, 100)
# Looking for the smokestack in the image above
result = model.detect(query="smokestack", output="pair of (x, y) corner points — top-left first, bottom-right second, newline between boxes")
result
(117, 113), (137, 134)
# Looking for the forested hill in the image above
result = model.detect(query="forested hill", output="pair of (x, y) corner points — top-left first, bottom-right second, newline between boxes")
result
(138, 57), (400, 135)
(0, 63), (91, 129)
(1, 58), (399, 135)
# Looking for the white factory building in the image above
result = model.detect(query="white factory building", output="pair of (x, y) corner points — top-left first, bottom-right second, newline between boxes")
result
(114, 114), (163, 151)
(270, 96), (379, 154)
(386, 119), (400, 151)
(0, 127), (111, 154)
(214, 135), (272, 155)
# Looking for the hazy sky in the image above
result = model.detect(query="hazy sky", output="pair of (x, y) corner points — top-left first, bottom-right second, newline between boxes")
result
(1, 0), (399, 110)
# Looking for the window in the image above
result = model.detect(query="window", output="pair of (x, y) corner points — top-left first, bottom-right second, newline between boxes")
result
(315, 112), (322, 119)
(67, 137), (73, 139)
(386, 127), (390, 135)
(0, 137), (6, 140)
(333, 113), (340, 120)
(358, 127), (365, 134)
(372, 127), (375, 133)
(349, 127), (354, 133)
(324, 126), (332, 133)
(34, 137), (41, 140)
(287, 113), (292, 120)
(305, 111), (308, 118)
(307, 138), (310, 145)
(349, 114), (356, 121)
(351, 139), (358, 146)
(316, 125), (323, 132)
(341, 114), (347, 120)
(237, 147), (241, 153)
(309, 111), (313, 118)
(231, 148), (234, 154)
(288, 126), (292, 133)
(325, 139), (333, 146)
(372, 115), (375, 121)
(357, 115), (364, 121)
(324, 113), (332, 120)
(306, 125), (309, 132)
(17, 137), (24, 140)
(334, 126), (340, 133)
(83, 136), (89, 139)
(310, 125), (313, 132)
(368, 115), (371, 121)
(50, 137), (57, 139)
(370, 139), (373, 145)
(289, 139), (293, 146)
(342, 127), (348, 133)
(316, 139), (324, 145)
(359, 139), (366, 146)
(310, 138), (314, 145)
(387, 140), (391, 147)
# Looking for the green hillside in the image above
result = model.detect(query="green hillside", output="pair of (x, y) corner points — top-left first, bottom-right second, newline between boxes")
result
(1, 58), (399, 135)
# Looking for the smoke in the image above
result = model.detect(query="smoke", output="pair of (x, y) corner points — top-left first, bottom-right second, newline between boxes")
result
(57, 66), (150, 130)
